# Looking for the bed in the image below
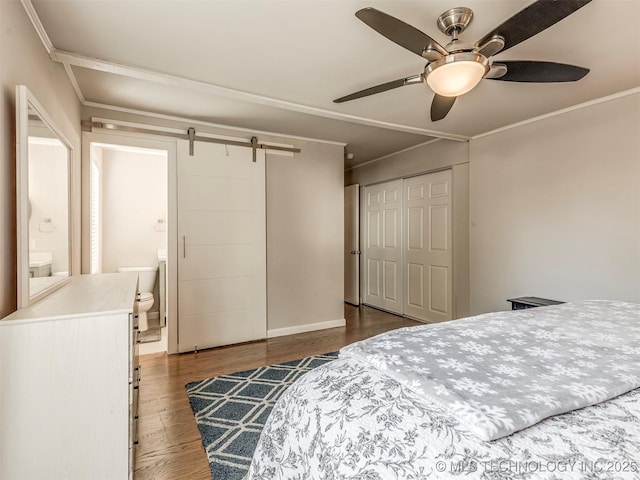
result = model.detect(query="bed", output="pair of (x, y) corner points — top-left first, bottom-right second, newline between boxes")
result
(246, 300), (640, 479)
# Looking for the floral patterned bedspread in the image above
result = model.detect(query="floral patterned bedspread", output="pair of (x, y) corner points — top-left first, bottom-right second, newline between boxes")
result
(247, 301), (640, 479)
(340, 300), (640, 440)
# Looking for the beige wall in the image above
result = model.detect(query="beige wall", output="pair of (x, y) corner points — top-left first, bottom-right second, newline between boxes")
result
(469, 92), (640, 314)
(347, 139), (470, 318)
(0, 1), (81, 318)
(266, 140), (345, 331)
(100, 148), (167, 273)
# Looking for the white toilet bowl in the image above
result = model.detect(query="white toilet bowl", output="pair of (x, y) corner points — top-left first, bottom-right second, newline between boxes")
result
(135, 291), (154, 331)
(117, 266), (158, 332)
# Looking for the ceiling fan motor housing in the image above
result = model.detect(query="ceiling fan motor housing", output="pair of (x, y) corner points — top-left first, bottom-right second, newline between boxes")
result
(437, 7), (474, 36)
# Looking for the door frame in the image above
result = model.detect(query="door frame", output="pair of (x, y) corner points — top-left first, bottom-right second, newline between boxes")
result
(82, 131), (179, 353)
(344, 184), (360, 305)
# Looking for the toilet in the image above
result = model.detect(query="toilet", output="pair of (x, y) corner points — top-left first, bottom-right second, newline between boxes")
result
(117, 266), (158, 331)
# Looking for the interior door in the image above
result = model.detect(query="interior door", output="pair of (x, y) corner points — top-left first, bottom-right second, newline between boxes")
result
(344, 184), (360, 305)
(403, 170), (452, 322)
(177, 140), (266, 352)
(363, 180), (402, 314)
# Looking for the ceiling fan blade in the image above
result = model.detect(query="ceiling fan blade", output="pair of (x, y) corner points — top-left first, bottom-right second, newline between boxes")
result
(475, 0), (592, 54)
(487, 61), (589, 82)
(356, 8), (447, 60)
(334, 74), (422, 103)
(431, 95), (456, 122)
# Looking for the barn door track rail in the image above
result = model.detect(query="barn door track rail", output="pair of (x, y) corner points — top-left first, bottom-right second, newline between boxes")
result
(82, 120), (301, 161)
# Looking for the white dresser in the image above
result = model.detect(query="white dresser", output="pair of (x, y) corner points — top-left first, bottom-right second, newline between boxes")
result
(0, 273), (140, 480)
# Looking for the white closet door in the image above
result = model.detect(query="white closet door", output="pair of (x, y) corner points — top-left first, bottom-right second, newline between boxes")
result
(177, 140), (266, 352)
(404, 170), (452, 322)
(363, 180), (402, 314)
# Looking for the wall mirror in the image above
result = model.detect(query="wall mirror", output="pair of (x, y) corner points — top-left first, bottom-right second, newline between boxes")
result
(16, 85), (72, 307)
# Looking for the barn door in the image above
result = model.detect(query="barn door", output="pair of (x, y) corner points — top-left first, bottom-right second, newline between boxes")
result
(177, 140), (266, 352)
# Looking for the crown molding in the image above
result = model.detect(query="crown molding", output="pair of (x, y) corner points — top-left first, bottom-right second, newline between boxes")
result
(52, 50), (468, 142)
(472, 87), (640, 140)
(20, 0), (55, 57)
(346, 138), (446, 171)
(61, 63), (86, 103)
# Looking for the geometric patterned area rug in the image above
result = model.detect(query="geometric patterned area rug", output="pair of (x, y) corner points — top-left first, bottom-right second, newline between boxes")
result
(185, 351), (338, 480)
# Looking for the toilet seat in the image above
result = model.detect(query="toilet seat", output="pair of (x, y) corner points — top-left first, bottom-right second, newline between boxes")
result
(137, 292), (153, 302)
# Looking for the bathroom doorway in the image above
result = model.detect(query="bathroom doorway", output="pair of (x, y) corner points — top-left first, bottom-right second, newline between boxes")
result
(84, 132), (175, 355)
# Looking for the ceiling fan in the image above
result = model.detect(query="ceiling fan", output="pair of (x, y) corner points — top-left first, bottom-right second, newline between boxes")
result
(334, 0), (592, 121)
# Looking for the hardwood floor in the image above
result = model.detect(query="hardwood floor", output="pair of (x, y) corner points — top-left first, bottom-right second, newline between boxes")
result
(134, 304), (419, 480)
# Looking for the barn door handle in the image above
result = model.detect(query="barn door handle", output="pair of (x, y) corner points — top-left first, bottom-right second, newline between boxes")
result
(183, 235), (186, 258)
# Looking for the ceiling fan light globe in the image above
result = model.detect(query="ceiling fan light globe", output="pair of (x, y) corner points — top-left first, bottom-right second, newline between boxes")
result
(426, 53), (488, 97)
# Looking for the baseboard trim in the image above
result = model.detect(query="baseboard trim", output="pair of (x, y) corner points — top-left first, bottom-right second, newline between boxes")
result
(267, 318), (346, 339)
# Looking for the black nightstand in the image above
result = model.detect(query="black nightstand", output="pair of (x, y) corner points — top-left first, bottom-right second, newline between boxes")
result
(507, 296), (565, 310)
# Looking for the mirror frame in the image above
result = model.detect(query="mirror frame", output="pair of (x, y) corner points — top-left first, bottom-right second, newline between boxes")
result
(16, 85), (73, 307)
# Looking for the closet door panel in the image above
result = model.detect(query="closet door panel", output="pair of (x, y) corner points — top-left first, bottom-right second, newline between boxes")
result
(368, 210), (381, 248)
(403, 171), (452, 322)
(367, 259), (381, 298)
(383, 260), (398, 302)
(429, 205), (448, 251)
(383, 209), (398, 248)
(429, 265), (449, 314)
(407, 263), (425, 309)
(363, 180), (402, 313)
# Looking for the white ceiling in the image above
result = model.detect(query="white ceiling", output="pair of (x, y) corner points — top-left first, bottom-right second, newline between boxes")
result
(28, 0), (640, 168)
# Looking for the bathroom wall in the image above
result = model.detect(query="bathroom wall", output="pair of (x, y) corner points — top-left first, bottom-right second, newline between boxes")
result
(0, 0), (81, 318)
(27, 139), (69, 274)
(100, 147), (167, 273)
